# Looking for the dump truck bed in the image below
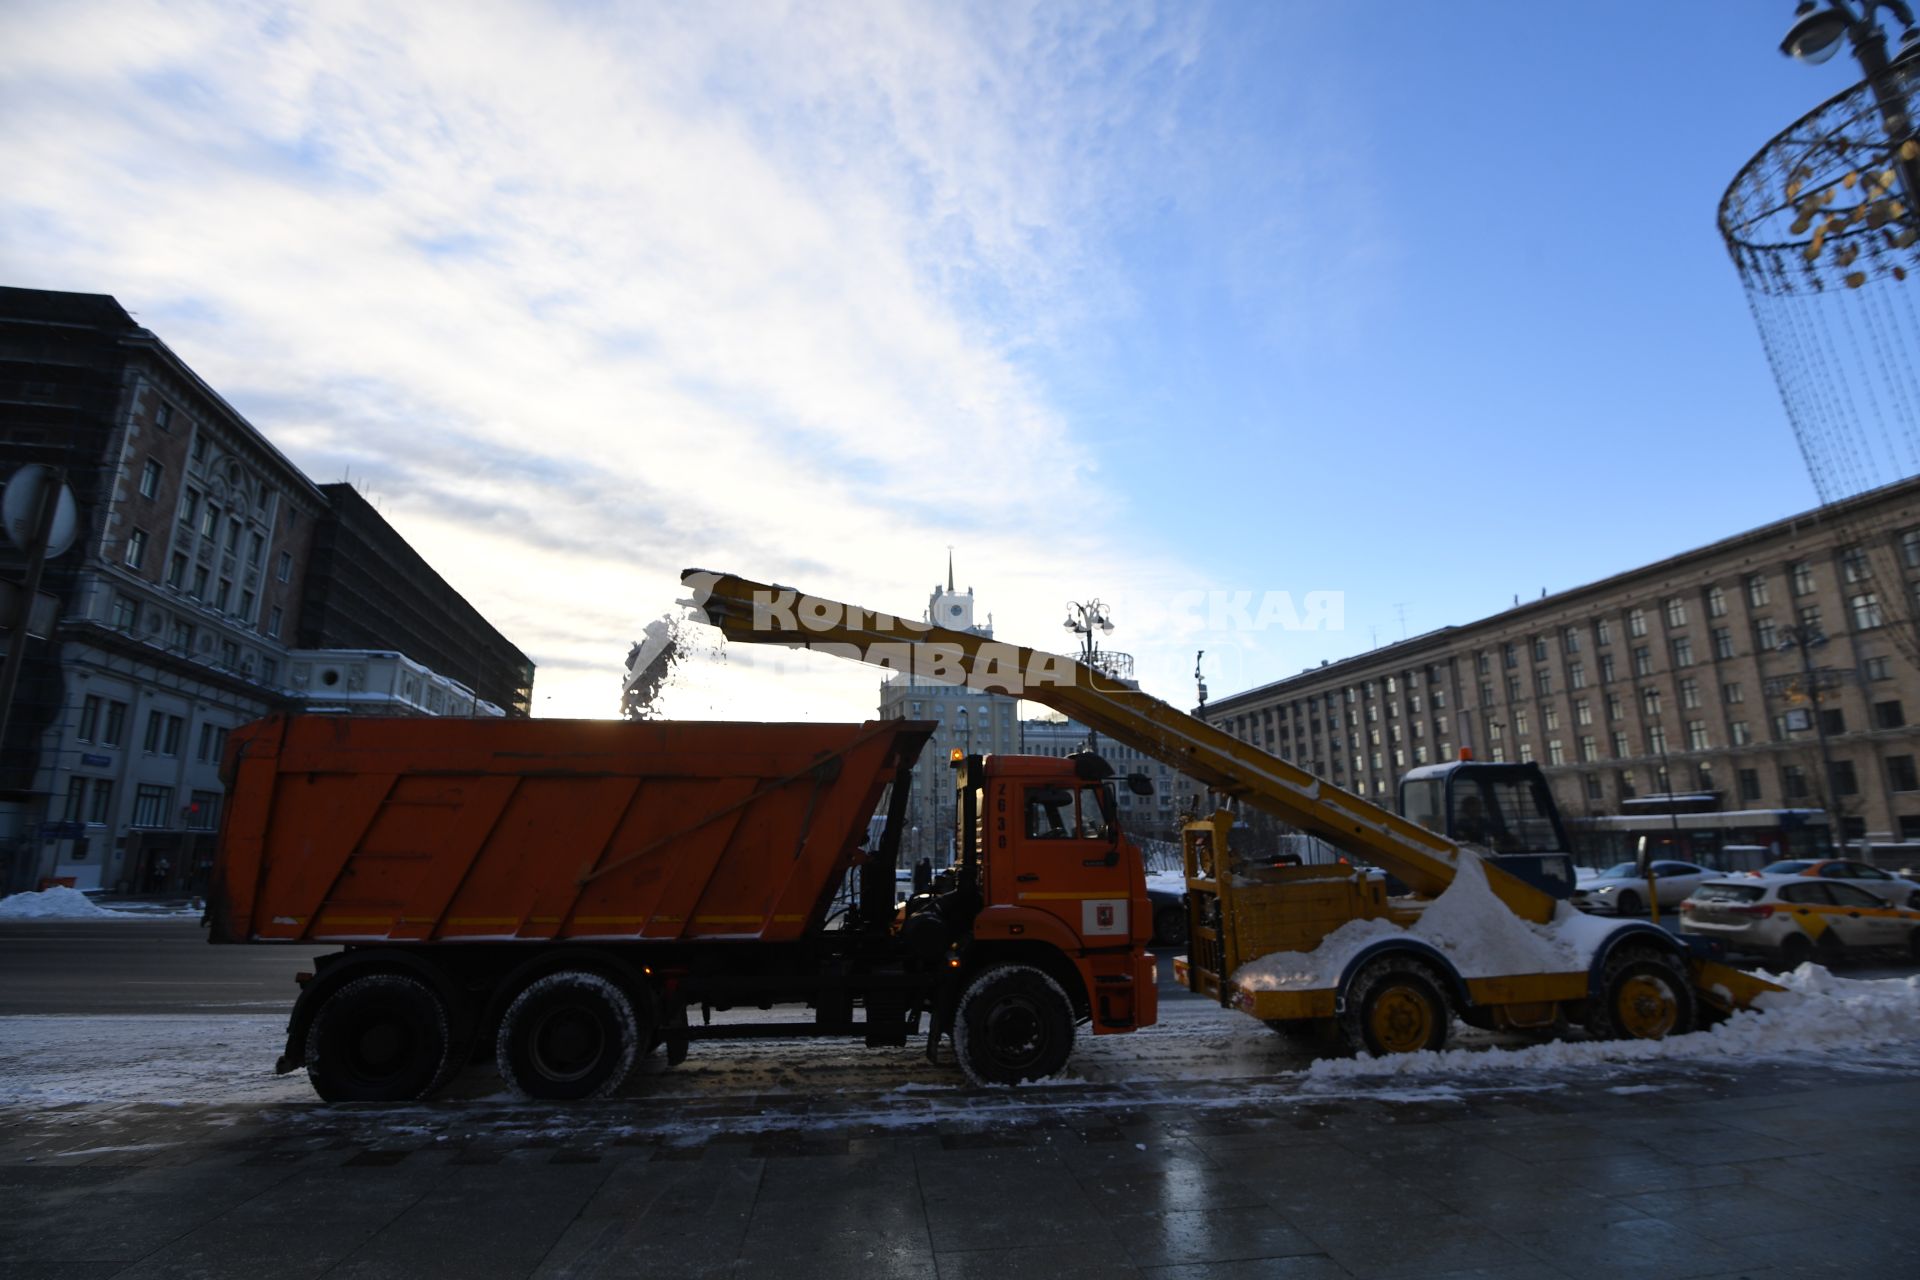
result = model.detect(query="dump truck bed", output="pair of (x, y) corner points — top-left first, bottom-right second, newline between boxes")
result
(210, 715), (929, 945)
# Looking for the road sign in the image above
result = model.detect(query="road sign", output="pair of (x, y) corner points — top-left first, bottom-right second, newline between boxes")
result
(1, 465), (78, 558)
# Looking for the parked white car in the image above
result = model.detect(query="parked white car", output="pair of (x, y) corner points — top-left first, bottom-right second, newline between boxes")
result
(1681, 874), (1920, 966)
(1754, 859), (1920, 909)
(1571, 860), (1714, 916)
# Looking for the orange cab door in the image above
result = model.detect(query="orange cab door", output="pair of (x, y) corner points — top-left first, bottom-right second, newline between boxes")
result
(1006, 779), (1134, 945)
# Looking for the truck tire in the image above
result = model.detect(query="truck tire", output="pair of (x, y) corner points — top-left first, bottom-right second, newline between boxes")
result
(1337, 955), (1451, 1057)
(953, 964), (1075, 1087)
(304, 973), (454, 1103)
(496, 971), (640, 1101)
(1584, 945), (1696, 1041)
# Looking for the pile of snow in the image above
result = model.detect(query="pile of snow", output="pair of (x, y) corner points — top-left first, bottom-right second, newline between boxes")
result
(1304, 963), (1920, 1082)
(0, 886), (120, 920)
(1233, 851), (1625, 990)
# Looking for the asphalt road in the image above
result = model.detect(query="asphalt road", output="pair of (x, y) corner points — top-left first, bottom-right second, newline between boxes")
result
(0, 919), (335, 1015)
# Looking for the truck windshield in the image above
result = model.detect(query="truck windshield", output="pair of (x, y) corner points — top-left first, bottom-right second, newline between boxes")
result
(1452, 775), (1562, 854)
(1025, 784), (1111, 840)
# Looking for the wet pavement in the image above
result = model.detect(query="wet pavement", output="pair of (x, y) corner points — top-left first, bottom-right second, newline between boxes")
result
(5, 1056), (1918, 1278)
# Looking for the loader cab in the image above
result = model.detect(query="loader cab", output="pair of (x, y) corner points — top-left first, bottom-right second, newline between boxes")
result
(1399, 760), (1576, 900)
(952, 751), (1149, 946)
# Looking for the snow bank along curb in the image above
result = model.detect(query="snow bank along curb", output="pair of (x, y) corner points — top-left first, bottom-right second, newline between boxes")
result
(1304, 964), (1920, 1081)
(0, 886), (121, 920)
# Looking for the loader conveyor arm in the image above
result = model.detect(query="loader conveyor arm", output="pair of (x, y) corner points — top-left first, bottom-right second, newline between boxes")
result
(684, 569), (1557, 924)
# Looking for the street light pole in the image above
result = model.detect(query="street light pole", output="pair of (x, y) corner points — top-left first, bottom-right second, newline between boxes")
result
(1780, 2), (1920, 228)
(1063, 598), (1114, 753)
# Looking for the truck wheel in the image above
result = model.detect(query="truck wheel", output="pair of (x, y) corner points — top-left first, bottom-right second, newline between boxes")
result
(304, 973), (453, 1103)
(1337, 956), (1451, 1057)
(1584, 946), (1696, 1041)
(496, 972), (640, 1101)
(953, 965), (1075, 1087)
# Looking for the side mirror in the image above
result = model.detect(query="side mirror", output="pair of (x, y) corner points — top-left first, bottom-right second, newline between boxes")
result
(1126, 773), (1154, 797)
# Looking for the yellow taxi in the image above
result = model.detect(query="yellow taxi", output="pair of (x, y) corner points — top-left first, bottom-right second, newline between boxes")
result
(1679, 874), (1920, 968)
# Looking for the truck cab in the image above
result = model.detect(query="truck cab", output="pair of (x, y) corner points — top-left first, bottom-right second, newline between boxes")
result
(1397, 759), (1577, 900)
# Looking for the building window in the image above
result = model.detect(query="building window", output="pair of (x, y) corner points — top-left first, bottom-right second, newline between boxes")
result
(166, 553), (187, 589)
(214, 578), (231, 611)
(1611, 730), (1629, 758)
(1633, 646), (1653, 676)
(1782, 764), (1809, 800)
(1641, 687), (1662, 716)
(88, 779), (113, 825)
(1575, 698), (1592, 725)
(1723, 681), (1744, 704)
(1568, 661), (1586, 689)
(1832, 760), (1859, 796)
(1584, 773), (1603, 801)
(191, 566), (208, 600)
(1664, 597), (1687, 628)
(276, 551), (292, 582)
(1746, 573), (1770, 607)
(101, 700), (127, 747)
(109, 593), (138, 630)
(1535, 669), (1552, 695)
(1754, 618), (1778, 651)
(1672, 637), (1693, 668)
(155, 402), (174, 431)
(139, 459), (162, 499)
(124, 527), (148, 570)
(1821, 707), (1846, 736)
(1687, 720), (1710, 751)
(131, 783), (173, 828)
(192, 433), (208, 462)
(197, 723), (228, 763)
(1889, 755), (1919, 792)
(143, 711), (183, 756)
(249, 532), (264, 567)
(267, 606), (283, 639)
(1731, 720), (1752, 745)
(1791, 560), (1815, 595)
(1518, 741), (1534, 763)
(180, 488), (199, 527)
(77, 695), (102, 742)
(261, 657), (278, 685)
(1903, 529), (1920, 569)
(200, 502), (220, 538)
(1546, 738), (1564, 765)
(224, 519), (241, 553)
(239, 589), (255, 619)
(1901, 815), (1920, 839)
(1867, 656), (1894, 680)
(1706, 586), (1727, 618)
(1595, 618), (1613, 646)
(1618, 769), (1637, 798)
(1606, 692), (1623, 720)
(1432, 689), (1446, 710)
(1628, 608), (1647, 638)
(1599, 654), (1616, 683)
(1712, 626), (1734, 659)
(1563, 627), (1581, 654)
(1516, 709), (1531, 736)
(1850, 592), (1883, 630)
(171, 620), (191, 652)
(1544, 705), (1561, 731)
(1875, 700), (1905, 729)
(187, 790), (221, 831)
(1680, 677), (1700, 709)
(1579, 734), (1597, 762)
(1503, 643), (1517, 669)
(1646, 724), (1668, 755)
(1841, 545), (1871, 583)
(1506, 676), (1522, 702)
(1479, 682), (1494, 707)
(1738, 769), (1762, 802)
(1531, 637), (1547, 662)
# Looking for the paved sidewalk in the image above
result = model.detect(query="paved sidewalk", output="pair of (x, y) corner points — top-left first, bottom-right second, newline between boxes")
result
(3, 1061), (1916, 1278)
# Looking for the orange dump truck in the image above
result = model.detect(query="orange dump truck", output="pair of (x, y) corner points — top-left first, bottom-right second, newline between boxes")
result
(210, 714), (1158, 1101)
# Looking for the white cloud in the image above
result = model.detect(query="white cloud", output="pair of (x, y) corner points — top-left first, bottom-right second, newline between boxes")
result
(0, 0), (1307, 719)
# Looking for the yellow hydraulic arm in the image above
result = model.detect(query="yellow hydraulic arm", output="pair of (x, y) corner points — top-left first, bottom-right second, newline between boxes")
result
(684, 569), (1558, 925)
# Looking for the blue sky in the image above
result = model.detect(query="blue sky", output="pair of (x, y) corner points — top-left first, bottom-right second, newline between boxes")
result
(0, 1), (1882, 719)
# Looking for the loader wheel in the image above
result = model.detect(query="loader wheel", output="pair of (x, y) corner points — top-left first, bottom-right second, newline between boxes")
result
(304, 973), (453, 1103)
(1338, 956), (1451, 1057)
(496, 971), (641, 1101)
(954, 964), (1075, 1087)
(1585, 946), (1695, 1041)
